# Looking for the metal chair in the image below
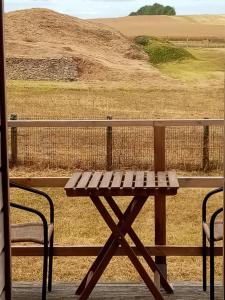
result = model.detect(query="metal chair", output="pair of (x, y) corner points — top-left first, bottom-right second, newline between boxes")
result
(10, 182), (54, 300)
(202, 187), (223, 300)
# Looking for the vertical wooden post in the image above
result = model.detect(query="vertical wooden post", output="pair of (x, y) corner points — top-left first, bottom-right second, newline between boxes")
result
(223, 71), (225, 300)
(203, 119), (209, 171)
(106, 116), (112, 170)
(186, 35), (189, 48)
(0, 0), (12, 298)
(10, 114), (18, 166)
(154, 126), (166, 284)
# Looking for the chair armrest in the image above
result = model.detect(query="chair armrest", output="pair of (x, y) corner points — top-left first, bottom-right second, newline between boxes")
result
(202, 187), (223, 223)
(210, 207), (223, 242)
(10, 182), (54, 224)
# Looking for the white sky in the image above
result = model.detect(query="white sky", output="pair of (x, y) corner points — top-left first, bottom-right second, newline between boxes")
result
(5, 0), (225, 19)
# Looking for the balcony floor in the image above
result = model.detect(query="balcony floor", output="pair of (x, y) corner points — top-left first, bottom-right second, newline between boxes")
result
(12, 282), (223, 299)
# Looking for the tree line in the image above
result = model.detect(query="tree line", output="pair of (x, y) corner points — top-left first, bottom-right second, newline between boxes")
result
(129, 3), (176, 16)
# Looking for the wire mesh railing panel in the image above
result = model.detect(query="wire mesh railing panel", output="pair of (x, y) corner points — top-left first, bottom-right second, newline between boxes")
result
(209, 126), (223, 170)
(9, 123), (224, 172)
(15, 127), (106, 169)
(166, 126), (204, 170)
(112, 127), (154, 170)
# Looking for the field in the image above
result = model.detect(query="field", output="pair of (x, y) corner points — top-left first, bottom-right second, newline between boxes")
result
(158, 48), (225, 82)
(9, 50), (224, 284)
(6, 8), (225, 288)
(7, 52), (224, 171)
(90, 14), (225, 39)
(7, 47), (224, 121)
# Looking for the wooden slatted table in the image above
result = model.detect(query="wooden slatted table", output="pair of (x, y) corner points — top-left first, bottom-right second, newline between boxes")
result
(65, 170), (179, 300)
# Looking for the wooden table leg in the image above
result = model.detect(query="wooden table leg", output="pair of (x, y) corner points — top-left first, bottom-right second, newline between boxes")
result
(76, 194), (141, 295)
(155, 193), (167, 284)
(154, 126), (167, 283)
(79, 238), (120, 300)
(78, 195), (165, 300)
(104, 195), (173, 294)
(90, 195), (164, 300)
(76, 233), (118, 295)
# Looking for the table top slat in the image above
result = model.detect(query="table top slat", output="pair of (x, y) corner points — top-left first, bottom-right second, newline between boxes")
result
(87, 171), (103, 189)
(65, 170), (179, 196)
(157, 172), (167, 188)
(167, 170), (179, 188)
(135, 171), (145, 188)
(64, 172), (82, 190)
(111, 171), (123, 189)
(145, 171), (155, 188)
(76, 172), (92, 189)
(123, 171), (134, 189)
(99, 172), (113, 189)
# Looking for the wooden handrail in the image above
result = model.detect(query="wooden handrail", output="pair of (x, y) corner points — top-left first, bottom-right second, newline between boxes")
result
(11, 245), (223, 257)
(7, 119), (223, 127)
(8, 118), (224, 264)
(9, 176), (224, 188)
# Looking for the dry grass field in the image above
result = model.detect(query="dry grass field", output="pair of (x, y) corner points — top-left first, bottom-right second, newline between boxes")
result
(7, 74), (224, 121)
(6, 8), (225, 288)
(7, 63), (224, 170)
(8, 72), (224, 285)
(90, 14), (225, 39)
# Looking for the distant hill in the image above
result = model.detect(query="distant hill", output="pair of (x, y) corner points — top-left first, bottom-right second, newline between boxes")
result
(176, 14), (225, 25)
(5, 8), (160, 81)
(90, 15), (225, 38)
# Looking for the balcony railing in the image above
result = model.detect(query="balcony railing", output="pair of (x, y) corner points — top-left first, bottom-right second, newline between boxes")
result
(8, 118), (223, 259)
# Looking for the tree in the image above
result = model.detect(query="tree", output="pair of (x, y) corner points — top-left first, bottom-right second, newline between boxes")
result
(129, 3), (176, 16)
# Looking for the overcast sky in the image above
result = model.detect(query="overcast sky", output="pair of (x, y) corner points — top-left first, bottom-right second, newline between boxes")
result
(5, 0), (225, 19)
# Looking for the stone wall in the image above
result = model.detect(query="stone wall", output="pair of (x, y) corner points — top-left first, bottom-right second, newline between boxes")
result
(6, 57), (79, 81)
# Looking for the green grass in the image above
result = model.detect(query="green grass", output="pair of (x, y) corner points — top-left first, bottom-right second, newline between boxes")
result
(158, 48), (225, 82)
(135, 37), (194, 64)
(145, 40), (194, 64)
(134, 36), (225, 82)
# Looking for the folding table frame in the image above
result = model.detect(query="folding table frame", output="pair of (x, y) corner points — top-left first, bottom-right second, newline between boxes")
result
(65, 170), (179, 300)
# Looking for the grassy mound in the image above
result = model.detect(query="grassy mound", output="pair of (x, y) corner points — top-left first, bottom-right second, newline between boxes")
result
(135, 37), (194, 64)
(158, 48), (225, 82)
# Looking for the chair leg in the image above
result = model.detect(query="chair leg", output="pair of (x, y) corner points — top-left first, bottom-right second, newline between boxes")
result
(210, 238), (214, 300)
(202, 227), (207, 291)
(42, 240), (48, 300)
(48, 233), (54, 292)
